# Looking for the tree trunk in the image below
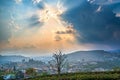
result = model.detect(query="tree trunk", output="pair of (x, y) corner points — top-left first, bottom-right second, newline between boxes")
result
(58, 67), (61, 75)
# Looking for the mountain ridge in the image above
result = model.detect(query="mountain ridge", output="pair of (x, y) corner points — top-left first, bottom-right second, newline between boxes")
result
(0, 50), (120, 63)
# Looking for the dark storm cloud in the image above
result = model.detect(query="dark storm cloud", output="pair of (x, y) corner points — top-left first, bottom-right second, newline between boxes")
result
(88, 0), (120, 17)
(88, 0), (120, 5)
(113, 5), (120, 17)
(56, 26), (75, 34)
(62, 0), (120, 47)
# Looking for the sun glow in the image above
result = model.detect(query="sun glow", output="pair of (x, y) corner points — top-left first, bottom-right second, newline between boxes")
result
(3, 1), (80, 53)
(38, 3), (64, 23)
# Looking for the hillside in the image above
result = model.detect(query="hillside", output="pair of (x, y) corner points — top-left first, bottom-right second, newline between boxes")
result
(0, 55), (29, 64)
(1, 50), (120, 63)
(67, 50), (120, 62)
(26, 71), (120, 80)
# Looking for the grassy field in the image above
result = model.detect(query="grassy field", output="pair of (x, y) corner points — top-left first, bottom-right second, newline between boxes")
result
(25, 71), (120, 80)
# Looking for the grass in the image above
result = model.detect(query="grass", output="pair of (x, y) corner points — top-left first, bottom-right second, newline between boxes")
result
(25, 71), (120, 80)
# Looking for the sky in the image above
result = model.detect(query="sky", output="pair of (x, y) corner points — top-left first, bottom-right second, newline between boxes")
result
(0, 0), (120, 56)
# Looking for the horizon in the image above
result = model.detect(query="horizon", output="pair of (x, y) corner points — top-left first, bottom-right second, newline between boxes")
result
(0, 49), (119, 57)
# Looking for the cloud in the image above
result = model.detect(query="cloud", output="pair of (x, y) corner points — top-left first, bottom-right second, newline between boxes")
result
(6, 25), (79, 52)
(55, 26), (76, 34)
(115, 13), (120, 17)
(0, 1), (80, 53)
(87, 0), (95, 4)
(9, 15), (22, 32)
(96, 6), (102, 12)
(87, 0), (120, 5)
(28, 15), (43, 27)
(55, 35), (62, 41)
(113, 6), (120, 17)
(63, 0), (120, 48)
(54, 25), (78, 42)
(15, 0), (22, 4)
(1, 0), (120, 54)
(32, 0), (42, 4)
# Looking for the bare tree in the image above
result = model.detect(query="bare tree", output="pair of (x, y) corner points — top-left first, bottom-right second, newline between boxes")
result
(52, 50), (67, 75)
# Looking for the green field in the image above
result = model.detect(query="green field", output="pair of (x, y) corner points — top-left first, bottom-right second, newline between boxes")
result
(25, 71), (120, 80)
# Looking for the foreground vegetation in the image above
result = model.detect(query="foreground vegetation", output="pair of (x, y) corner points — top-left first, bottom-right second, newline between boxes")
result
(1, 70), (120, 80)
(25, 71), (120, 80)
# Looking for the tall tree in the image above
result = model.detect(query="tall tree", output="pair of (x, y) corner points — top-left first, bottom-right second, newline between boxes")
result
(52, 50), (67, 75)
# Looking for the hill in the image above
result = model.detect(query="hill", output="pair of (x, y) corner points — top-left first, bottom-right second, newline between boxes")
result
(0, 55), (29, 64)
(67, 50), (120, 62)
(26, 71), (120, 80)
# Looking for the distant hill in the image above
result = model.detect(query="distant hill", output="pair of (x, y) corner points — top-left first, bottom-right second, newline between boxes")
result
(0, 55), (29, 64)
(67, 50), (120, 62)
(1, 50), (120, 64)
(108, 49), (120, 53)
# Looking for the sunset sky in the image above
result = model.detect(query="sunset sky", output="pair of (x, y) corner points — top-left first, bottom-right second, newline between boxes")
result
(0, 0), (120, 56)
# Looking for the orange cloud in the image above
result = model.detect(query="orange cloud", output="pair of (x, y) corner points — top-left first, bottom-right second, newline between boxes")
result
(0, 3), (97, 55)
(4, 4), (79, 53)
